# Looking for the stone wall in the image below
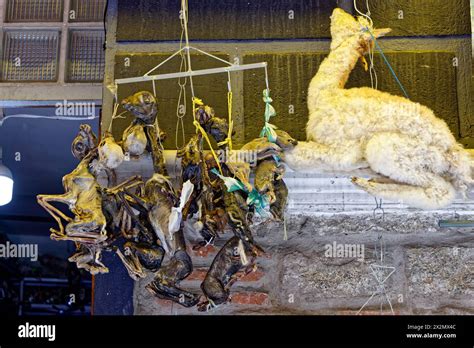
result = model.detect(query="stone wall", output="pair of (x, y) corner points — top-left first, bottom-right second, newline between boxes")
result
(100, 0), (474, 315)
(134, 212), (474, 315)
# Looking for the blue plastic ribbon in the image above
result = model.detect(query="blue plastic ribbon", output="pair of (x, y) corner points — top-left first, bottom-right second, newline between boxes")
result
(363, 27), (410, 99)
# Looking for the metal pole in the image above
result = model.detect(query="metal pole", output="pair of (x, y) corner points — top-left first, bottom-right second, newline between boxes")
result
(115, 62), (268, 85)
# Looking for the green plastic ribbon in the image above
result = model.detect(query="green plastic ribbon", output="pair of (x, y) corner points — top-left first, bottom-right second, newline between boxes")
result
(260, 122), (278, 143)
(260, 89), (278, 143)
(247, 189), (270, 217)
(211, 168), (246, 192)
(211, 168), (269, 216)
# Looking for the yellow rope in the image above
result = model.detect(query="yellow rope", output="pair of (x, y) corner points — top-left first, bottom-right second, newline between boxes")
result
(192, 97), (223, 176)
(217, 91), (233, 151)
(193, 119), (223, 176)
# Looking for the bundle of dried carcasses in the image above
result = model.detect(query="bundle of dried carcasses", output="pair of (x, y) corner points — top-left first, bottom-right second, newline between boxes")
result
(37, 89), (297, 312)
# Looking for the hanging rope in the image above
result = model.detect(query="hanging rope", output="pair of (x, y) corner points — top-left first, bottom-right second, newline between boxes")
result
(192, 97), (223, 175)
(217, 72), (234, 150)
(107, 86), (127, 133)
(175, 3), (188, 150)
(365, 28), (410, 99)
(354, 0), (409, 98)
(149, 80), (166, 154)
(354, 0), (377, 89)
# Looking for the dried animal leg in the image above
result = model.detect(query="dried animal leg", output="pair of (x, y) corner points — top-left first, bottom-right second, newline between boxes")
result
(144, 125), (168, 176)
(37, 193), (74, 235)
(116, 247), (147, 281)
(270, 179), (288, 221)
(198, 237), (256, 311)
(146, 230), (198, 308)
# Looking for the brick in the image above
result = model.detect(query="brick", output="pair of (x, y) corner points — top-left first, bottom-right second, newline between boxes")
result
(192, 244), (218, 258)
(230, 292), (269, 305)
(186, 268), (209, 281)
(187, 268), (264, 282)
(243, 51), (460, 143)
(117, 0), (338, 42)
(114, 53), (230, 148)
(355, 0), (471, 37)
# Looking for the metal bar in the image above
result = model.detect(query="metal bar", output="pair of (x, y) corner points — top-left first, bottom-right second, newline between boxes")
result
(438, 220), (474, 228)
(143, 46), (186, 76)
(188, 46), (233, 66)
(116, 62), (268, 85)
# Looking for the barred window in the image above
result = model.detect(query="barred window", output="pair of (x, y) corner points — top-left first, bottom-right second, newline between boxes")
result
(6, 0), (63, 22)
(69, 0), (106, 22)
(67, 30), (105, 82)
(1, 30), (60, 81)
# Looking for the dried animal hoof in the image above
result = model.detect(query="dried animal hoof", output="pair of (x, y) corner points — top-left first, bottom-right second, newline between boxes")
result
(197, 297), (219, 312)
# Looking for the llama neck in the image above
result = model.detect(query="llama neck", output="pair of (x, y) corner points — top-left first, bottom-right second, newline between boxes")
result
(308, 38), (361, 110)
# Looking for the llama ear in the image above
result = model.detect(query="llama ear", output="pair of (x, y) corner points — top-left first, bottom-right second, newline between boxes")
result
(373, 28), (392, 38)
(331, 8), (357, 24)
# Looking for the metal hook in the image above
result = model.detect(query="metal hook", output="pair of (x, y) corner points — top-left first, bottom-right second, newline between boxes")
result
(373, 197), (385, 221)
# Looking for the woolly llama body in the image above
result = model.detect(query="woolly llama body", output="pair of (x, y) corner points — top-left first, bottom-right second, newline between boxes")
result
(284, 8), (472, 209)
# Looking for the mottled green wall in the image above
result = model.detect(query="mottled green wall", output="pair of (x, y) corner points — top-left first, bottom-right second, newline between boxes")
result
(104, 0), (473, 148)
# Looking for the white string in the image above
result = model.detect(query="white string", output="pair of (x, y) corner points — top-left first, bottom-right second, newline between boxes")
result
(149, 79), (165, 154)
(175, 5), (188, 151)
(181, 0), (196, 101)
(354, 0), (378, 90)
(354, 0), (373, 27)
(264, 65), (270, 92)
(0, 114), (98, 127)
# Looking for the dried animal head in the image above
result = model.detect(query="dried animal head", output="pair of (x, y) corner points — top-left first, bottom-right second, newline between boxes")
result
(145, 173), (176, 204)
(196, 105), (234, 145)
(274, 129), (298, 151)
(121, 91), (158, 124)
(241, 137), (281, 161)
(330, 8), (391, 55)
(69, 245), (109, 275)
(177, 134), (201, 166)
(71, 124), (98, 160)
